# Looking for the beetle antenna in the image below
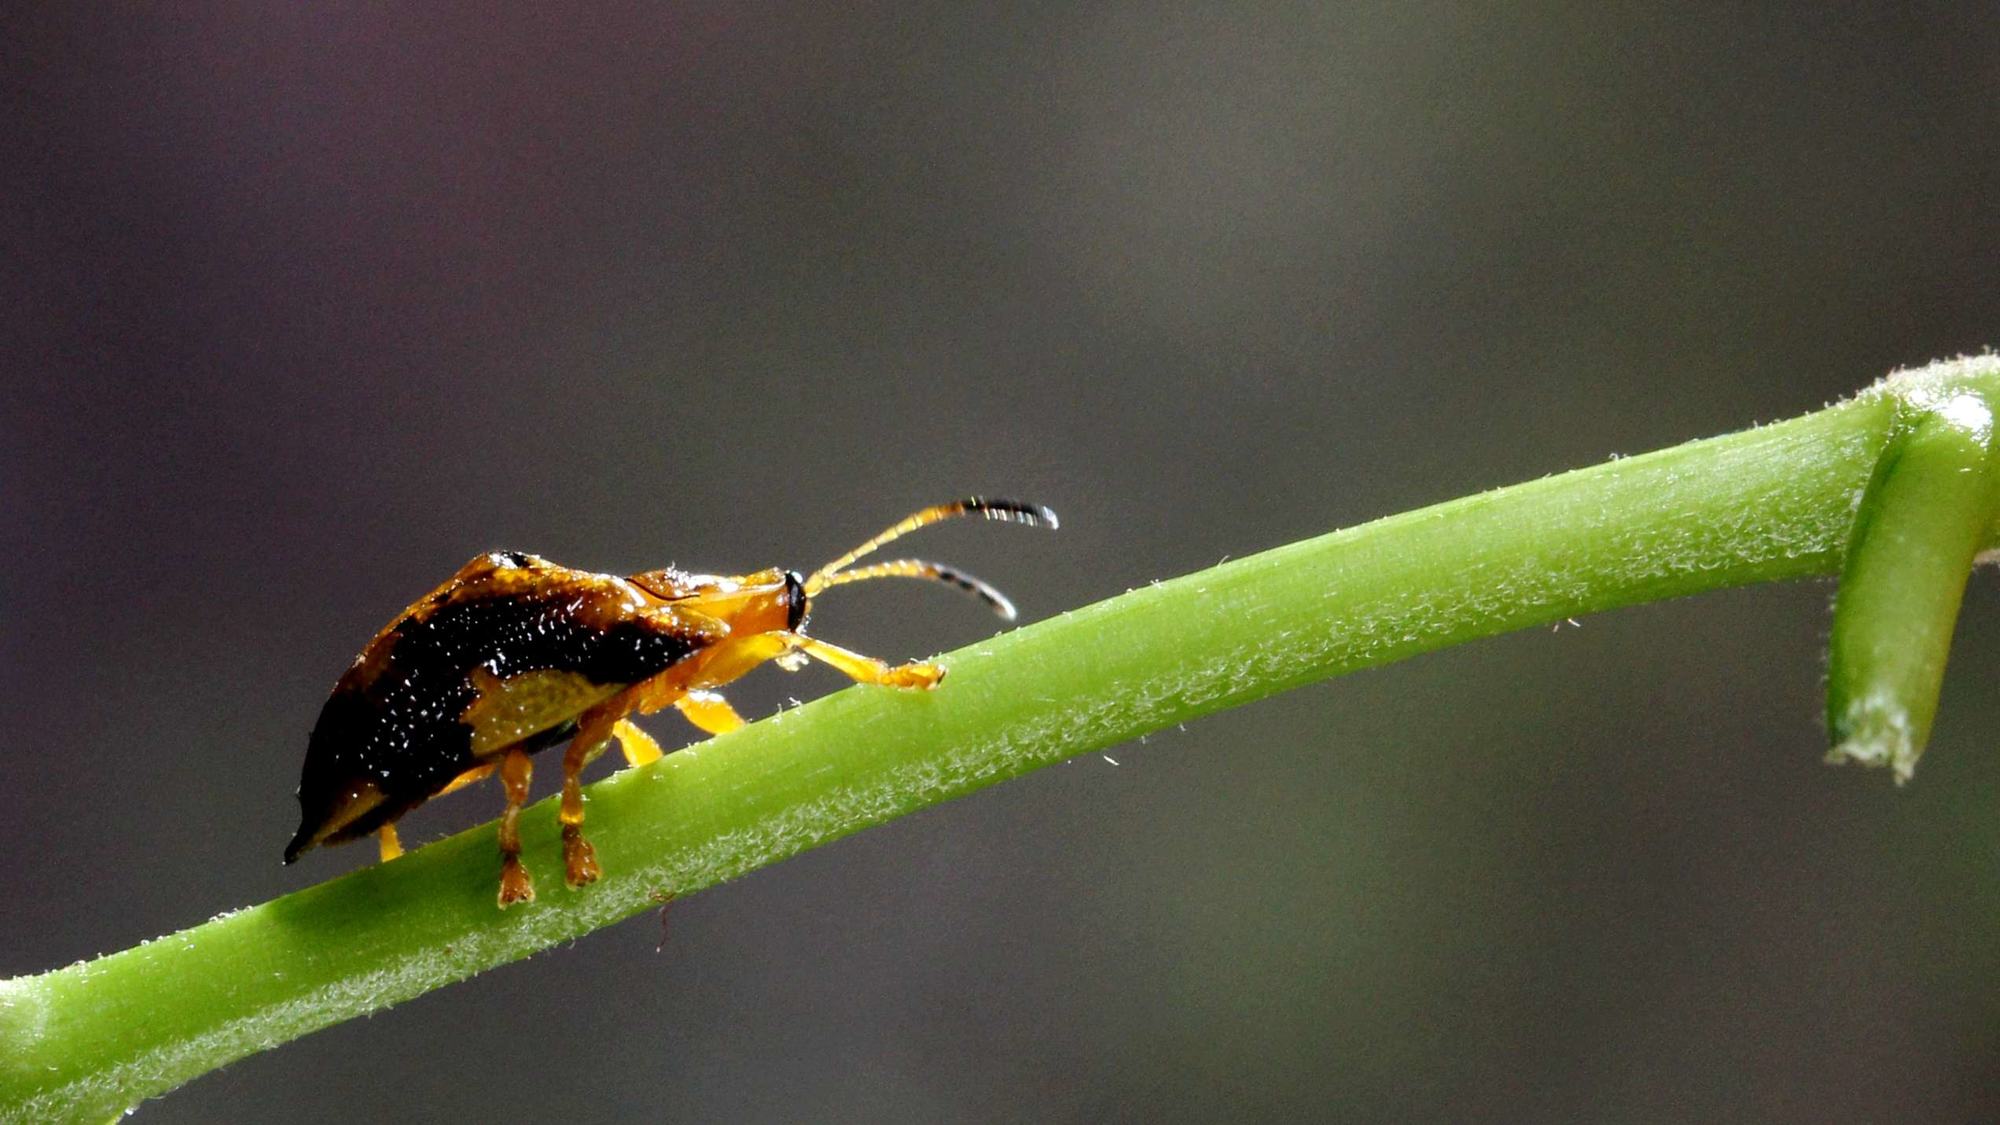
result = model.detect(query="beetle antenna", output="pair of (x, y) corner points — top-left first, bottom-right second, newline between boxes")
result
(811, 558), (1019, 620)
(806, 498), (1057, 595)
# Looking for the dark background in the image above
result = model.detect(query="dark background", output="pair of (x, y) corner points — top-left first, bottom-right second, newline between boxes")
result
(6, 4), (1999, 1121)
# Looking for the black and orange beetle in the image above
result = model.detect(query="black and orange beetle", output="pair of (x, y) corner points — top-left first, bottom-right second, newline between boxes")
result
(285, 498), (1057, 906)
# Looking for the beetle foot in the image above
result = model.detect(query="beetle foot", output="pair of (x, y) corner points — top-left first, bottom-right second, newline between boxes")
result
(884, 661), (945, 690)
(498, 857), (536, 908)
(563, 827), (602, 888)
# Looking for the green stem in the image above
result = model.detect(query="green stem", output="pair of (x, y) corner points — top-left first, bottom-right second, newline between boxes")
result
(4, 356), (1996, 1122)
(1828, 382), (2000, 780)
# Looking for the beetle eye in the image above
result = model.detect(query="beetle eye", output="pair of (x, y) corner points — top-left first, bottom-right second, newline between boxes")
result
(784, 570), (808, 632)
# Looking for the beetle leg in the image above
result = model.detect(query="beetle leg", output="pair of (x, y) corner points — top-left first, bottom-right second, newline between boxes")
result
(377, 823), (404, 862)
(560, 708), (620, 888)
(685, 632), (942, 694)
(497, 748), (535, 907)
(784, 633), (943, 689)
(678, 633), (795, 690)
(675, 690), (747, 735)
(612, 717), (665, 766)
(437, 760), (497, 797)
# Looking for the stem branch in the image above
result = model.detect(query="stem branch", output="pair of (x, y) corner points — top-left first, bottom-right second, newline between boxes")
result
(1827, 381), (2000, 779)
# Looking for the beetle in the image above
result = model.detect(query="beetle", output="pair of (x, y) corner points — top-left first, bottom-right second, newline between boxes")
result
(284, 498), (1057, 906)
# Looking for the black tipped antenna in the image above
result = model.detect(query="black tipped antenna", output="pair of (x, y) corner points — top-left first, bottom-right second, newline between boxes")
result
(805, 498), (1058, 596)
(811, 558), (1020, 620)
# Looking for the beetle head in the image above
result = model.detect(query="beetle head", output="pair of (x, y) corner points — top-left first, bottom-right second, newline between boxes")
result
(630, 566), (807, 636)
(630, 498), (1055, 639)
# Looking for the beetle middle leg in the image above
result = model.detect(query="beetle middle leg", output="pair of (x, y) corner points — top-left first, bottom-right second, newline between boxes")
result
(612, 693), (744, 754)
(675, 690), (746, 734)
(438, 760), (497, 796)
(612, 718), (665, 766)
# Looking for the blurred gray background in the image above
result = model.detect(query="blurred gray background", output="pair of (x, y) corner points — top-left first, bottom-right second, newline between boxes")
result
(5, 4), (1999, 1121)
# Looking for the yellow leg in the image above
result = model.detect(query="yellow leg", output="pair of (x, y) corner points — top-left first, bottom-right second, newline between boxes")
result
(560, 708), (619, 888)
(678, 633), (794, 691)
(681, 631), (943, 696)
(377, 822), (404, 862)
(497, 749), (535, 908)
(788, 634), (943, 689)
(675, 690), (747, 735)
(438, 760), (497, 796)
(612, 718), (665, 766)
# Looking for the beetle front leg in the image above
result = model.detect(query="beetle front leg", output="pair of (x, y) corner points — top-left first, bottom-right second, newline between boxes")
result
(684, 632), (943, 694)
(785, 634), (943, 689)
(497, 748), (535, 907)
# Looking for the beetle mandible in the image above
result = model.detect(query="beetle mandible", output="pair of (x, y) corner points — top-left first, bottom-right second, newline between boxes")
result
(284, 498), (1057, 906)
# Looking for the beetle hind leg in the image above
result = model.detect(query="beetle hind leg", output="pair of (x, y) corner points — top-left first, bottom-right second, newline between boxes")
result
(496, 748), (536, 907)
(560, 708), (624, 888)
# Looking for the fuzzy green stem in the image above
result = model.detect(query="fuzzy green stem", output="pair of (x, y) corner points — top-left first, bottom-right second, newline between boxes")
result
(3, 356), (1996, 1123)
(1827, 382), (2000, 779)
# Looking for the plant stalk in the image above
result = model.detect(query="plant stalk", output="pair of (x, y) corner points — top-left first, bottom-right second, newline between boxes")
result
(3, 355), (1997, 1122)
